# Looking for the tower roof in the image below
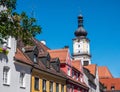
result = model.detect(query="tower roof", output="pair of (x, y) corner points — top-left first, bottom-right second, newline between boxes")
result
(74, 14), (87, 38)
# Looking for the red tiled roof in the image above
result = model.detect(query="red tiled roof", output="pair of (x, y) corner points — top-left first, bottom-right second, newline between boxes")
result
(100, 78), (120, 91)
(72, 60), (82, 72)
(98, 66), (113, 79)
(84, 64), (96, 76)
(14, 48), (33, 65)
(48, 48), (68, 63)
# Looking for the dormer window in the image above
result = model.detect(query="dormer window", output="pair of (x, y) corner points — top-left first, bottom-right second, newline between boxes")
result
(111, 86), (115, 90)
(104, 86), (107, 91)
(33, 54), (37, 63)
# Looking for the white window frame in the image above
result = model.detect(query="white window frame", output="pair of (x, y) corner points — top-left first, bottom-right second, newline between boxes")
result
(68, 68), (70, 76)
(3, 66), (10, 85)
(20, 72), (25, 88)
(76, 73), (78, 80)
(33, 54), (37, 63)
(43, 79), (46, 92)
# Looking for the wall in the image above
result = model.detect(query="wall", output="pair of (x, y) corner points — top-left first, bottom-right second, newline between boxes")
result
(0, 37), (31, 92)
(31, 69), (66, 92)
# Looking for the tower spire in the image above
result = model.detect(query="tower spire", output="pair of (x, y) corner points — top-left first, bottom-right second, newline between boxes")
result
(72, 14), (91, 66)
(74, 14), (87, 38)
(78, 14), (83, 27)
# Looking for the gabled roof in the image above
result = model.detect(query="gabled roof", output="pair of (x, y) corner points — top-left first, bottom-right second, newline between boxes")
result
(98, 66), (113, 79)
(32, 38), (50, 53)
(48, 48), (68, 63)
(84, 64), (97, 76)
(72, 60), (82, 73)
(100, 78), (120, 91)
(14, 48), (33, 65)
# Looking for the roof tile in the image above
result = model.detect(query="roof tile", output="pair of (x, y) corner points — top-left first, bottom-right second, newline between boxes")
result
(100, 78), (120, 91)
(84, 64), (97, 76)
(98, 66), (113, 79)
(14, 48), (33, 65)
(48, 48), (68, 63)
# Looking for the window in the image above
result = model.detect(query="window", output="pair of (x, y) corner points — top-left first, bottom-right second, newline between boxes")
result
(62, 85), (64, 92)
(78, 88), (80, 92)
(20, 72), (25, 87)
(83, 61), (89, 66)
(43, 79), (46, 92)
(111, 86), (115, 90)
(72, 86), (74, 92)
(72, 70), (74, 78)
(78, 45), (80, 48)
(76, 73), (78, 80)
(3, 66), (10, 85)
(67, 84), (70, 92)
(80, 76), (83, 82)
(33, 54), (37, 63)
(104, 86), (107, 91)
(50, 81), (53, 92)
(56, 83), (59, 92)
(68, 68), (70, 76)
(34, 77), (39, 90)
(78, 50), (80, 53)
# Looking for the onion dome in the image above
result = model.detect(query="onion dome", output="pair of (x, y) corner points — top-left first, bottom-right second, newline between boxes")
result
(74, 14), (87, 38)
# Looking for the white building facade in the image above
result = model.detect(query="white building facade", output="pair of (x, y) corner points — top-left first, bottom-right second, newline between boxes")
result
(0, 37), (32, 92)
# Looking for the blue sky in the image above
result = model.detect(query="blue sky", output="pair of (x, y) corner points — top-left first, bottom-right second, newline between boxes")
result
(16, 0), (120, 77)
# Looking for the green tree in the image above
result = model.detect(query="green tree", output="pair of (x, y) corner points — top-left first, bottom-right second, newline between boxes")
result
(0, 0), (41, 45)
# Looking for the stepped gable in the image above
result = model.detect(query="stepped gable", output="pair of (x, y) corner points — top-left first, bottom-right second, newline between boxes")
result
(84, 64), (97, 76)
(100, 78), (120, 91)
(98, 66), (113, 79)
(48, 48), (68, 63)
(14, 48), (33, 65)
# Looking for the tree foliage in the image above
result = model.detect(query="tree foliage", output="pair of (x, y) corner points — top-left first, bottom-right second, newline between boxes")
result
(0, 0), (41, 45)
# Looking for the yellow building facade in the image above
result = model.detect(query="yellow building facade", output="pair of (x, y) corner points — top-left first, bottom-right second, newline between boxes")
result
(31, 69), (66, 92)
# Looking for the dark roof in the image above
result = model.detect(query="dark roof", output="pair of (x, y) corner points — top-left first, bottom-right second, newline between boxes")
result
(14, 48), (33, 65)
(33, 59), (67, 79)
(74, 15), (87, 38)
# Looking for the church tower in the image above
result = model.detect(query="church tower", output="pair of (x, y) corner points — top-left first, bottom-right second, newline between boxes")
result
(72, 14), (91, 66)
